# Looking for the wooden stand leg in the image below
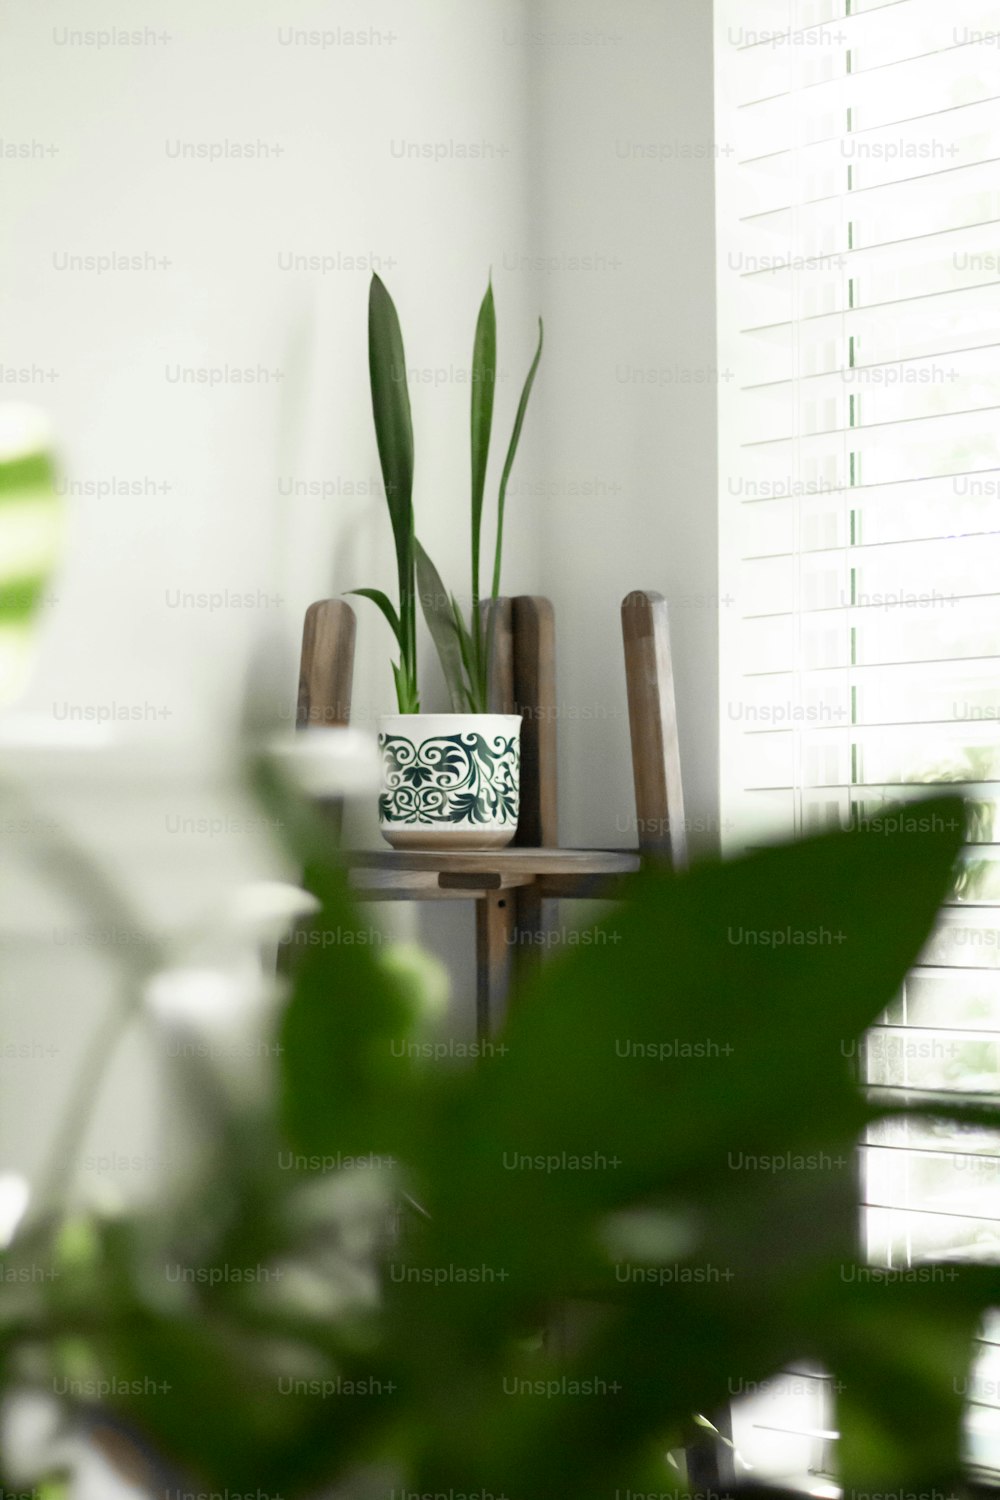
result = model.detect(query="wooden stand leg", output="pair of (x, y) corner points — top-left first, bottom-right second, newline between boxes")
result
(475, 891), (516, 1040)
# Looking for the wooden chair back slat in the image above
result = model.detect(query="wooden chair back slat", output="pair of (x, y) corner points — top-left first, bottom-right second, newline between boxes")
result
(511, 596), (558, 849)
(483, 598), (515, 714)
(297, 599), (356, 729)
(621, 589), (687, 867)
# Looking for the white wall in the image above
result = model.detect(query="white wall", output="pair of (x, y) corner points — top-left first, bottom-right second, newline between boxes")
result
(0, 0), (538, 748)
(0, 0), (537, 1193)
(0, 0), (719, 1201)
(526, 0), (720, 856)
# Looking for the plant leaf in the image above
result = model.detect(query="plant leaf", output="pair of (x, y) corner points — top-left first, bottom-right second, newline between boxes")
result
(368, 274), (414, 553)
(817, 1267), (1000, 1491)
(253, 759), (428, 1160)
(391, 658), (419, 714)
(280, 856), (425, 1160)
(414, 540), (467, 712)
(470, 279), (496, 693)
(470, 278), (496, 614)
(449, 593), (482, 710)
(347, 587), (402, 646)
(480, 596), (502, 714)
(368, 274), (416, 679)
(401, 797), (965, 1322)
(0, 407), (61, 707)
(491, 317), (543, 599)
(382, 798), (969, 1495)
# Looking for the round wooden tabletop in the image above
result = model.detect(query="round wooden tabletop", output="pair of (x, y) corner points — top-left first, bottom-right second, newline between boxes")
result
(342, 847), (641, 875)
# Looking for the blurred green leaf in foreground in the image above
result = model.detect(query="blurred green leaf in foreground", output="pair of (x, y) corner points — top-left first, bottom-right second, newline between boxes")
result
(0, 404), (61, 707)
(1, 783), (993, 1499)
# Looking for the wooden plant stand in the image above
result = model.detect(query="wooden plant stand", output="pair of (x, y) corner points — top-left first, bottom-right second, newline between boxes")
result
(297, 591), (686, 1038)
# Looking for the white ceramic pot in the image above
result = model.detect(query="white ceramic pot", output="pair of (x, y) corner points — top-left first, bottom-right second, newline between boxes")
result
(377, 713), (521, 850)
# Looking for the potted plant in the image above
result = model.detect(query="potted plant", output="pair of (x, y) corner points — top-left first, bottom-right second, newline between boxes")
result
(351, 274), (542, 850)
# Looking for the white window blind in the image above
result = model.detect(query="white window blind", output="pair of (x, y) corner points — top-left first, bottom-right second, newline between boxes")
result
(715, 0), (1000, 1488)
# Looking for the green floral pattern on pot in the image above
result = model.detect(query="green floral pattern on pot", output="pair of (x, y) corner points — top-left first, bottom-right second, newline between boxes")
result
(377, 714), (521, 848)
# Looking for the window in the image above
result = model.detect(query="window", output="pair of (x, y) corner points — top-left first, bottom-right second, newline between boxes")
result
(715, 0), (1000, 1486)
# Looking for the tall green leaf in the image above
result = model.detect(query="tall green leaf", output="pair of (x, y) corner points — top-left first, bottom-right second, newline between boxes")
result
(491, 318), (543, 600)
(470, 280), (497, 697)
(450, 593), (479, 709)
(368, 274), (417, 702)
(470, 280), (497, 609)
(368, 275), (414, 561)
(414, 540), (467, 712)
